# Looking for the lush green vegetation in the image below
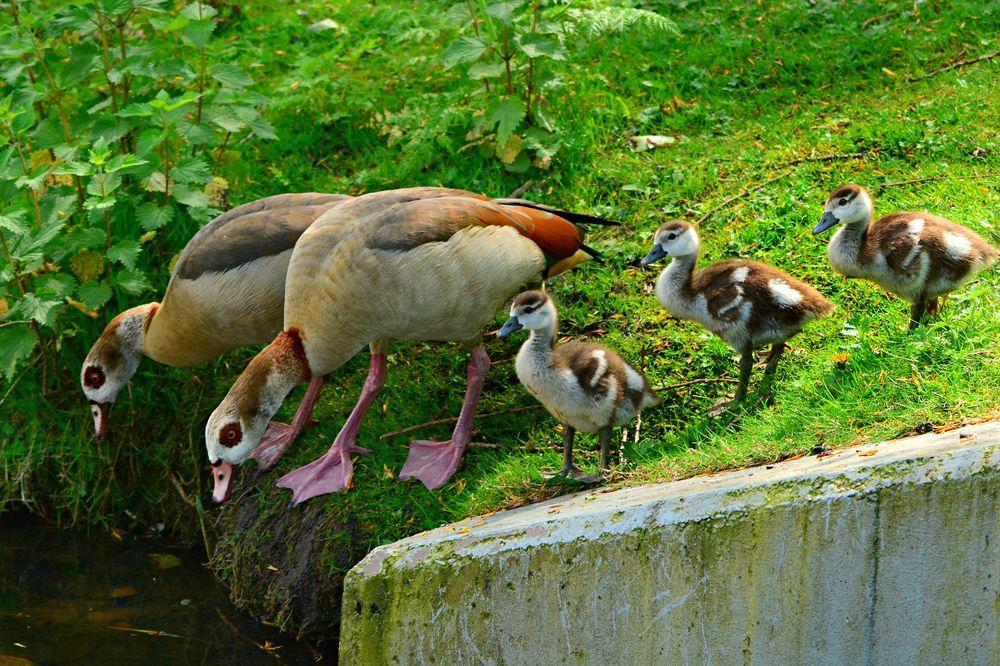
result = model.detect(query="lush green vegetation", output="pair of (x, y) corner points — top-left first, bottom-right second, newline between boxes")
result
(2, 0), (998, 568)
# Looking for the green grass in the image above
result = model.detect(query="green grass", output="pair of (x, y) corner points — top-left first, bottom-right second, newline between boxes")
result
(3, 0), (999, 567)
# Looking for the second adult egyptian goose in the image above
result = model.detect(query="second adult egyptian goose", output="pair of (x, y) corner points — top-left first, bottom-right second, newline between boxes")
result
(498, 290), (657, 481)
(81, 193), (350, 463)
(642, 220), (834, 409)
(204, 187), (612, 505)
(813, 184), (998, 328)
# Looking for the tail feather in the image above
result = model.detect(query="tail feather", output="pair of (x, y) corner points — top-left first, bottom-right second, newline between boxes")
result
(579, 242), (604, 264)
(496, 199), (619, 226)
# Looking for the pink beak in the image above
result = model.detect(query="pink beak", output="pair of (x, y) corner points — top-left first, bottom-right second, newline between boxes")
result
(212, 461), (236, 504)
(90, 402), (111, 437)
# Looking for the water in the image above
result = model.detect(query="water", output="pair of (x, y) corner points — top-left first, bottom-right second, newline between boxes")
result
(0, 510), (330, 665)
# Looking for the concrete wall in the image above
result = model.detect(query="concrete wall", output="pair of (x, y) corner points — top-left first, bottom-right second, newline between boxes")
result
(340, 421), (1000, 665)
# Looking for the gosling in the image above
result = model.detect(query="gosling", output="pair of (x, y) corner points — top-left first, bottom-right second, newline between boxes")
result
(641, 221), (834, 410)
(813, 184), (998, 329)
(498, 290), (657, 482)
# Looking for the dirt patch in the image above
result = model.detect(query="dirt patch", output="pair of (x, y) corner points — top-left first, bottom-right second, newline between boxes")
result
(211, 482), (370, 644)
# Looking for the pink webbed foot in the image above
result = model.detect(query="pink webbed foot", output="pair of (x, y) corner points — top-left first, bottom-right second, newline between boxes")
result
(275, 442), (370, 507)
(398, 439), (467, 490)
(252, 419), (319, 470)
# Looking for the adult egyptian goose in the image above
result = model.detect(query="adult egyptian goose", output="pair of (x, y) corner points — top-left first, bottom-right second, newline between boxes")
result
(641, 220), (834, 409)
(498, 290), (657, 481)
(204, 187), (612, 505)
(813, 184), (998, 328)
(81, 193), (350, 464)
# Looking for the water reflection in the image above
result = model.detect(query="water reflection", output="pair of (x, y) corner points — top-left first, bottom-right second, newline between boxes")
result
(0, 510), (329, 665)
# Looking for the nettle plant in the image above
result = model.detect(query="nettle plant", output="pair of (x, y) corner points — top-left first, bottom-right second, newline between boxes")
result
(440, 1), (677, 171)
(0, 0), (273, 383)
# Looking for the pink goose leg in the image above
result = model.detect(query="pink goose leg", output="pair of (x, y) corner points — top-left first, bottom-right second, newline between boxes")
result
(399, 346), (490, 490)
(252, 375), (325, 470)
(276, 351), (388, 506)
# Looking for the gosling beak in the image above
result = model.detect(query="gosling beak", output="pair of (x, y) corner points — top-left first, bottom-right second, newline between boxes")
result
(812, 212), (839, 234)
(640, 245), (668, 265)
(212, 461), (235, 504)
(90, 401), (111, 438)
(497, 316), (523, 338)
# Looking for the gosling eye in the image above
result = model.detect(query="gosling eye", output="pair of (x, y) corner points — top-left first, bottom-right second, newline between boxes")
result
(838, 198), (848, 206)
(667, 233), (677, 240)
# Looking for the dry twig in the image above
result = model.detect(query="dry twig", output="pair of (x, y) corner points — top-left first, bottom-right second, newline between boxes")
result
(780, 150), (874, 167)
(907, 50), (1000, 82)
(654, 377), (740, 392)
(695, 171), (792, 225)
(877, 173), (994, 190)
(379, 405), (542, 440)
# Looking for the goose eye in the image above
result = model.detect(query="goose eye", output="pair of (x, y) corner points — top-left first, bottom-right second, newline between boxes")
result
(838, 198), (848, 206)
(84, 366), (105, 389)
(219, 423), (242, 448)
(667, 233), (677, 240)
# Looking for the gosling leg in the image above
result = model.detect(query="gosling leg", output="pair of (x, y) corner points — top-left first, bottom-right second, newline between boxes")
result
(908, 300), (927, 330)
(734, 344), (755, 402)
(544, 426), (589, 481)
(598, 426), (614, 476)
(763, 341), (786, 375)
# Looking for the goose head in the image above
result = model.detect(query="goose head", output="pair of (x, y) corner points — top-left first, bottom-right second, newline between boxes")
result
(205, 332), (310, 503)
(80, 303), (157, 437)
(814, 184), (873, 234)
(497, 290), (556, 337)
(640, 220), (699, 265)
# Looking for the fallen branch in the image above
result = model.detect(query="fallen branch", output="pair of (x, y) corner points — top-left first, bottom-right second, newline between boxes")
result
(168, 472), (195, 508)
(861, 12), (893, 30)
(907, 49), (1000, 82)
(780, 150), (874, 167)
(654, 377), (740, 392)
(877, 173), (994, 190)
(695, 171), (792, 225)
(380, 405), (541, 440)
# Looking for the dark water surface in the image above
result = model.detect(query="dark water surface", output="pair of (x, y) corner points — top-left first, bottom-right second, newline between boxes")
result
(0, 510), (329, 665)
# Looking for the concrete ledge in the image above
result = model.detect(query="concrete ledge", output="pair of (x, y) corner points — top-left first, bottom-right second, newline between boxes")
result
(340, 421), (1000, 665)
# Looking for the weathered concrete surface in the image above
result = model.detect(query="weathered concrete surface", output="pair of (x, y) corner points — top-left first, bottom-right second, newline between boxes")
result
(341, 421), (1000, 665)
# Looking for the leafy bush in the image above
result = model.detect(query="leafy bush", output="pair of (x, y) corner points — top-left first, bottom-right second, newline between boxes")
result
(440, 1), (678, 171)
(0, 0), (272, 382)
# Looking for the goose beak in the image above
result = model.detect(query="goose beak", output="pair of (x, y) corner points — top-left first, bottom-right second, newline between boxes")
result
(212, 461), (235, 504)
(640, 245), (667, 265)
(90, 401), (110, 437)
(497, 316), (523, 338)
(813, 212), (839, 234)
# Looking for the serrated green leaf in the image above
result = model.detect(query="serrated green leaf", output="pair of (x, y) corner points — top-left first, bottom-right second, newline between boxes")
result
(107, 240), (142, 269)
(210, 64), (253, 89)
(118, 102), (154, 118)
(468, 61), (506, 79)
(246, 115), (277, 140)
(0, 212), (29, 237)
(38, 273), (77, 298)
(208, 110), (245, 132)
(176, 118), (215, 145)
(105, 154), (149, 174)
(486, 1), (524, 24)
(0, 324), (37, 380)
(56, 161), (95, 177)
(60, 227), (107, 254)
(172, 184), (209, 208)
(183, 20), (216, 48)
(485, 97), (526, 146)
(515, 33), (567, 60)
(138, 203), (174, 231)
(14, 293), (62, 326)
(78, 281), (113, 310)
(180, 2), (218, 20)
(440, 37), (488, 69)
(169, 157), (212, 184)
(113, 268), (151, 295)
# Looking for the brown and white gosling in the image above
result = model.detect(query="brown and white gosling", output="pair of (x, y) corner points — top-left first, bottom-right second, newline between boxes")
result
(813, 184), (998, 329)
(641, 221), (834, 409)
(498, 290), (657, 482)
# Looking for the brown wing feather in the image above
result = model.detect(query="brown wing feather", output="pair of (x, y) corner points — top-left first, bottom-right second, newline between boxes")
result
(176, 193), (351, 280)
